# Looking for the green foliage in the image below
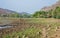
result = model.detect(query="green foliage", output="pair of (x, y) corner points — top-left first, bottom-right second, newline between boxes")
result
(32, 11), (48, 18)
(10, 13), (20, 17)
(32, 6), (60, 19)
(53, 6), (60, 19)
(0, 12), (31, 18)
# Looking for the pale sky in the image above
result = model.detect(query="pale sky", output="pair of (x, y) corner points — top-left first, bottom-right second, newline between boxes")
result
(0, 0), (58, 13)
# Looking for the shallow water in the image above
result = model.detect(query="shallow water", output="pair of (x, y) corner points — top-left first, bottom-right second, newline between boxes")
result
(0, 24), (13, 29)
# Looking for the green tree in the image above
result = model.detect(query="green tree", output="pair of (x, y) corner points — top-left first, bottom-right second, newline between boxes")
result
(33, 11), (47, 18)
(53, 6), (60, 19)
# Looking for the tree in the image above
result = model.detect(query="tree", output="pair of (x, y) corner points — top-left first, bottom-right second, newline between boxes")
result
(53, 6), (60, 19)
(32, 11), (48, 18)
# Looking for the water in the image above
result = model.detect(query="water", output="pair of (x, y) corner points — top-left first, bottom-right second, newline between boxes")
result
(0, 24), (13, 29)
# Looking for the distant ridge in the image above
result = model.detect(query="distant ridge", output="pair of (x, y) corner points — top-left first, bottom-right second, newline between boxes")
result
(0, 8), (31, 18)
(0, 8), (17, 14)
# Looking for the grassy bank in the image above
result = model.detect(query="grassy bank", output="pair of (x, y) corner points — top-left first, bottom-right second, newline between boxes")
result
(0, 18), (60, 38)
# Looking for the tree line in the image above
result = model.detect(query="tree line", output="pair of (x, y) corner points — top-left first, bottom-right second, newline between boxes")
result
(32, 6), (60, 19)
(0, 6), (60, 19)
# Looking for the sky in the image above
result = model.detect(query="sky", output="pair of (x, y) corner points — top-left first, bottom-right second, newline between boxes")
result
(0, 0), (58, 14)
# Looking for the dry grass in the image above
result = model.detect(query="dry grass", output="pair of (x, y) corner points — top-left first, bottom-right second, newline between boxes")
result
(0, 18), (60, 38)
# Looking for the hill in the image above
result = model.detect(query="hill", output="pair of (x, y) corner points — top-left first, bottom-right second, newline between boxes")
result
(0, 8), (16, 14)
(0, 8), (31, 18)
(41, 0), (60, 11)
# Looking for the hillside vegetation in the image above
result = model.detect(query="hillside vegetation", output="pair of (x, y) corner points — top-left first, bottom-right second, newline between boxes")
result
(32, 6), (60, 19)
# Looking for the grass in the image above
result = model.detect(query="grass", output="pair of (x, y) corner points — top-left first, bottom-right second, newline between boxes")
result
(0, 18), (60, 38)
(3, 27), (42, 38)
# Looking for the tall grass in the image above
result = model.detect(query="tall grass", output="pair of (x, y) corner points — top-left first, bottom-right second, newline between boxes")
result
(1, 18), (60, 38)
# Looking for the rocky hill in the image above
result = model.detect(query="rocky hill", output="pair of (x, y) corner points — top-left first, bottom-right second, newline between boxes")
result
(41, 0), (60, 11)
